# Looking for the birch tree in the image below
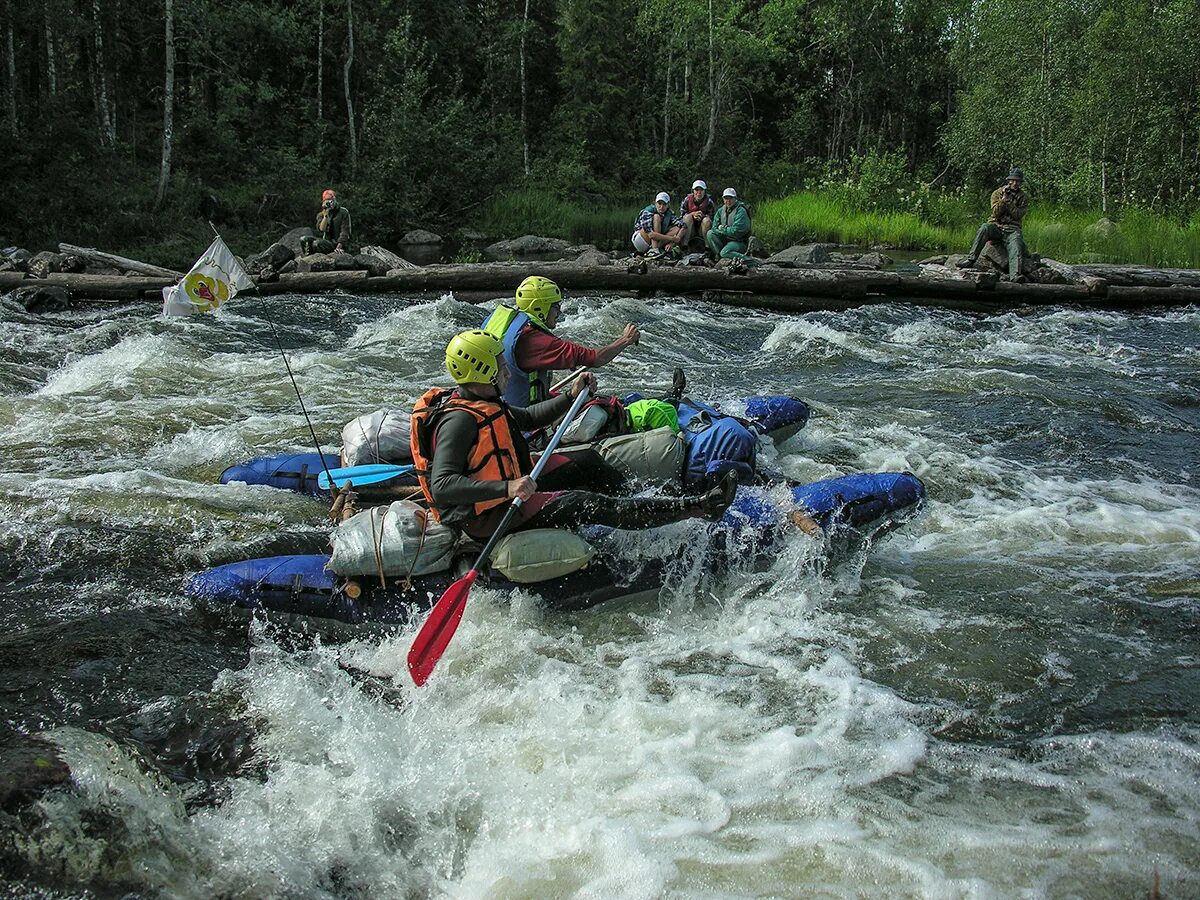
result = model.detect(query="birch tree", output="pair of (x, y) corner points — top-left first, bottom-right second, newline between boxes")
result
(155, 0), (175, 209)
(343, 0), (357, 174)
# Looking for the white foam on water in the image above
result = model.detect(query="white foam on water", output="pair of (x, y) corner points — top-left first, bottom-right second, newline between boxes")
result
(761, 319), (892, 363)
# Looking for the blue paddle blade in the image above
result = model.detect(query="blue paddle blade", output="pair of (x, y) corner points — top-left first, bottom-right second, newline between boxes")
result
(317, 463), (416, 490)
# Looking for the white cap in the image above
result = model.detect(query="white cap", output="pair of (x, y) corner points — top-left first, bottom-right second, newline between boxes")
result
(723, 187), (738, 198)
(655, 191), (671, 204)
(692, 179), (707, 191)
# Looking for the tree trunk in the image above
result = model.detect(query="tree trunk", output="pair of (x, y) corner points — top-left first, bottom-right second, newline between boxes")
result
(154, 0), (174, 210)
(661, 35), (672, 158)
(343, 0), (357, 175)
(4, 1), (15, 135)
(519, 0), (530, 176)
(698, 0), (716, 163)
(316, 0), (323, 121)
(91, 0), (115, 145)
(44, 2), (57, 97)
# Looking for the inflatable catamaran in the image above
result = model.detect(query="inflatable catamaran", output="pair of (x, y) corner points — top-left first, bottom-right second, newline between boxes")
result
(193, 393), (926, 627)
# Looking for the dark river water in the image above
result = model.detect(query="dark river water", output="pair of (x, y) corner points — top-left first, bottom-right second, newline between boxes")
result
(1, 289), (1197, 897)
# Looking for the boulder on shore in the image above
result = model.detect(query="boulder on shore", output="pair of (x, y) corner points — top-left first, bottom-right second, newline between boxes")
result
(277, 227), (315, 257)
(747, 235), (769, 258)
(27, 251), (63, 278)
(1084, 217), (1118, 242)
(483, 235), (572, 261)
(399, 229), (443, 246)
(764, 243), (836, 266)
(244, 242), (294, 276)
(572, 249), (612, 267)
(857, 251), (893, 268)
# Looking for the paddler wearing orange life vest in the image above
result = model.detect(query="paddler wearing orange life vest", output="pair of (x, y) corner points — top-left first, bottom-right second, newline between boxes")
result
(410, 330), (737, 541)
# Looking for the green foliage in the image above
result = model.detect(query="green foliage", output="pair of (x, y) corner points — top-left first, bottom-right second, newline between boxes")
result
(479, 189), (636, 246)
(0, 0), (1196, 268)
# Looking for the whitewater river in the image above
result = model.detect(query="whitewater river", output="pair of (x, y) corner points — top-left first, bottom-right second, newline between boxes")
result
(1, 290), (1197, 897)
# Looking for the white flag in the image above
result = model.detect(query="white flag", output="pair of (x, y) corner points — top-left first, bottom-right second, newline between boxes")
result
(161, 235), (255, 317)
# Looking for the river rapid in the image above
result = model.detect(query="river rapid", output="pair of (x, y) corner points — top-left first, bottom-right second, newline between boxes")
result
(1, 290), (1197, 898)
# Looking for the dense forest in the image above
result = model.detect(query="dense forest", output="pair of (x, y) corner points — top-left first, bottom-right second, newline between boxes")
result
(2, 0), (1197, 260)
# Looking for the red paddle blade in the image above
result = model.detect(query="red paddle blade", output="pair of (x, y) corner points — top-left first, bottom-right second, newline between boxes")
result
(407, 569), (479, 686)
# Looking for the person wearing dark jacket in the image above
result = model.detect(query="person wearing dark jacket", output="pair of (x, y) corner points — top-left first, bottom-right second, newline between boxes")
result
(410, 330), (735, 541)
(300, 189), (356, 255)
(957, 167), (1030, 281)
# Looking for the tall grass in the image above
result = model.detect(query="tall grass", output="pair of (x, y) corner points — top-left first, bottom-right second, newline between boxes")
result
(479, 190), (637, 248)
(478, 186), (1200, 267)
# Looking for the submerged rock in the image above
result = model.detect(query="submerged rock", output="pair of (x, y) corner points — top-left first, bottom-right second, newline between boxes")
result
(11, 285), (70, 313)
(0, 725), (70, 815)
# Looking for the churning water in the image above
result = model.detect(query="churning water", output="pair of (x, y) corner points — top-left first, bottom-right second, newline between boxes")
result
(1, 290), (1197, 897)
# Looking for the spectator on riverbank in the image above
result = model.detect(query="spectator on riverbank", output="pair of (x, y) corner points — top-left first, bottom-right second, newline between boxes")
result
(957, 167), (1030, 281)
(706, 188), (754, 262)
(300, 189), (356, 255)
(632, 192), (683, 259)
(678, 180), (715, 250)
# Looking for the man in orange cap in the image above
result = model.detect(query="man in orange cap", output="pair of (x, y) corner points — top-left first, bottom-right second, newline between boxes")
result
(300, 188), (354, 255)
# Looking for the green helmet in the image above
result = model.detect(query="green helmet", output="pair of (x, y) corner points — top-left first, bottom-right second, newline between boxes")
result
(514, 276), (562, 325)
(445, 330), (504, 385)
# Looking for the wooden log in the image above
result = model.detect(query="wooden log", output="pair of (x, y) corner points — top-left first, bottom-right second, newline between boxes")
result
(57, 243), (183, 278)
(256, 270), (369, 294)
(1071, 263), (1200, 288)
(366, 260), (903, 299)
(0, 270), (173, 299)
(1105, 285), (1200, 306)
(4, 260), (1198, 310)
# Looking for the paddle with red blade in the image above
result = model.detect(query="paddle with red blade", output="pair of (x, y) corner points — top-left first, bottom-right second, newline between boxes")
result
(407, 380), (594, 686)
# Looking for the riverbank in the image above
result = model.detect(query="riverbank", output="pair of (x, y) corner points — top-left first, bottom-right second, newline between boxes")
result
(477, 189), (1200, 270)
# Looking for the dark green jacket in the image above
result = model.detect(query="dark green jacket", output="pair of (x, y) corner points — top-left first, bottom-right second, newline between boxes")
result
(712, 201), (751, 242)
(318, 204), (353, 244)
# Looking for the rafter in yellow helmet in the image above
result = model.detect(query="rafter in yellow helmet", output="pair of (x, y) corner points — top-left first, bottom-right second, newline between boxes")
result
(445, 330), (504, 385)
(514, 276), (562, 326)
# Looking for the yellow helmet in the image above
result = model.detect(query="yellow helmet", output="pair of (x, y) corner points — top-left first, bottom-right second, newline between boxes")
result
(514, 276), (562, 325)
(445, 330), (504, 385)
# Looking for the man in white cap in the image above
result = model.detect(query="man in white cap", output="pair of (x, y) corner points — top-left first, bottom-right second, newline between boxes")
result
(678, 179), (715, 250)
(706, 187), (754, 261)
(632, 191), (683, 259)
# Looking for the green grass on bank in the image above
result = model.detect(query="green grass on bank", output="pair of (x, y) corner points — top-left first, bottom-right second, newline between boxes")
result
(479, 188), (1200, 268)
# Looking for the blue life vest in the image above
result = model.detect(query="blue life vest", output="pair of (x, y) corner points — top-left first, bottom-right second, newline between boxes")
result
(676, 398), (759, 488)
(482, 305), (550, 408)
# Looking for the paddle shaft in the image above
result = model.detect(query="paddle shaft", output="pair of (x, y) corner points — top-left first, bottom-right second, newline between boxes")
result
(406, 385), (593, 685)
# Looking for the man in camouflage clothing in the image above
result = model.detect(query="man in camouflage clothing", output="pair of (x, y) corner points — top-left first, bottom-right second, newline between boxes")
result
(957, 167), (1030, 281)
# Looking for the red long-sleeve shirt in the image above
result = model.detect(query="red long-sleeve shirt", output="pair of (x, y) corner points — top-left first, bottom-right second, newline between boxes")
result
(514, 325), (599, 372)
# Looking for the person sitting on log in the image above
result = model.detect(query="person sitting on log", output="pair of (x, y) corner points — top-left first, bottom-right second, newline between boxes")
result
(957, 167), (1030, 282)
(410, 329), (737, 543)
(482, 275), (639, 409)
(678, 180), (716, 251)
(299, 189), (356, 255)
(706, 188), (755, 263)
(632, 192), (684, 260)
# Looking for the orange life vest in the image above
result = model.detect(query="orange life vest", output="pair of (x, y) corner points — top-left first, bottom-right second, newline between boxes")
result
(410, 388), (529, 524)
